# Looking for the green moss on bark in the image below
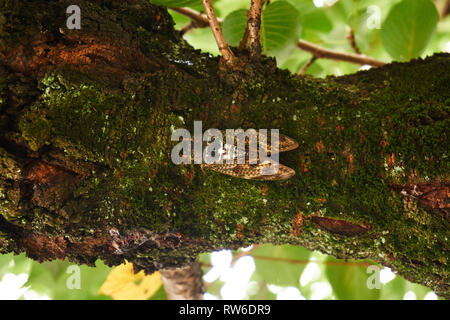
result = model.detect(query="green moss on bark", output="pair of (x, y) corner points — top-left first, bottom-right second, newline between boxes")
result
(0, 0), (448, 297)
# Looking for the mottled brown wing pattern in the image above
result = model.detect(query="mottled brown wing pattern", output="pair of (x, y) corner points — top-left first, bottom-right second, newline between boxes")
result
(206, 161), (296, 181)
(256, 133), (299, 154)
(205, 133), (299, 181)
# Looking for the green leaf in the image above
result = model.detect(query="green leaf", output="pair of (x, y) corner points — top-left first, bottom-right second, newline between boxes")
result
(149, 0), (201, 7)
(325, 257), (380, 300)
(381, 0), (439, 61)
(149, 285), (168, 300)
(30, 259), (112, 300)
(379, 276), (406, 300)
(26, 262), (57, 297)
(261, 1), (302, 56)
(55, 260), (112, 300)
(0, 253), (32, 277)
(302, 9), (332, 34)
(251, 244), (311, 287)
(222, 9), (248, 47)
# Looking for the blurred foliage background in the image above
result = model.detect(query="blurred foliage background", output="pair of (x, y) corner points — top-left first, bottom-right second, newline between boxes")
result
(0, 0), (448, 300)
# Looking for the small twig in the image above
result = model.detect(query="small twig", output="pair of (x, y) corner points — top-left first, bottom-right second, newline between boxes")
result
(346, 28), (361, 54)
(171, 7), (223, 36)
(171, 7), (210, 28)
(250, 255), (373, 267)
(298, 56), (317, 75)
(239, 25), (250, 51)
(180, 21), (196, 35)
(246, 0), (264, 59)
(202, 0), (236, 66)
(231, 244), (261, 266)
(297, 40), (385, 67)
(200, 254), (373, 268)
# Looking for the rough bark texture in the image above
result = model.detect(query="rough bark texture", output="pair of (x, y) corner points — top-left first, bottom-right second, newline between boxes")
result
(160, 261), (204, 300)
(0, 0), (449, 297)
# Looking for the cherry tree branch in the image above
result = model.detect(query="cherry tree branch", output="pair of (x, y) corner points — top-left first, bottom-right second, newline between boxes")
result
(246, 0), (264, 58)
(171, 7), (211, 27)
(442, 0), (450, 20)
(297, 56), (317, 75)
(171, 7), (385, 68)
(297, 40), (386, 67)
(239, 27), (250, 51)
(160, 261), (205, 300)
(201, 0), (236, 66)
(201, 255), (372, 268)
(346, 28), (361, 54)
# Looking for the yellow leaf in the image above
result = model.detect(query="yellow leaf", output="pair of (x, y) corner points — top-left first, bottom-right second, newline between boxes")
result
(99, 261), (162, 300)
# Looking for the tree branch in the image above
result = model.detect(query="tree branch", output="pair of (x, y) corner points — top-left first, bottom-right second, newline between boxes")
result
(346, 28), (361, 54)
(239, 26), (250, 51)
(297, 56), (317, 75)
(160, 261), (204, 300)
(202, 0), (236, 66)
(251, 255), (372, 267)
(0, 0), (448, 298)
(172, 6), (384, 68)
(170, 7), (211, 28)
(246, 0), (264, 59)
(297, 39), (386, 67)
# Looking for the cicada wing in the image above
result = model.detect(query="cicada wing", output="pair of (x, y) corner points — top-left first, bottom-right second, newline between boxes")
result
(278, 134), (299, 152)
(257, 133), (299, 154)
(206, 161), (295, 181)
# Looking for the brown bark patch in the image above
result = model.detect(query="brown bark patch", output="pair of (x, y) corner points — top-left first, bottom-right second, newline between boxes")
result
(290, 211), (303, 237)
(261, 184), (268, 196)
(2, 37), (160, 77)
(236, 224), (243, 239)
(387, 153), (395, 170)
(391, 183), (450, 219)
(19, 230), (110, 263)
(346, 153), (354, 173)
(311, 216), (369, 236)
(21, 234), (67, 261)
(25, 160), (79, 210)
(315, 140), (325, 152)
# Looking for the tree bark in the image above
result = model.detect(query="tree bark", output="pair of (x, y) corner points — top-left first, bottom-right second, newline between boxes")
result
(0, 0), (448, 297)
(160, 261), (204, 300)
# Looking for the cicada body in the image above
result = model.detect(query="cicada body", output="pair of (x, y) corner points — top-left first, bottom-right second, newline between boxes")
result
(202, 131), (298, 181)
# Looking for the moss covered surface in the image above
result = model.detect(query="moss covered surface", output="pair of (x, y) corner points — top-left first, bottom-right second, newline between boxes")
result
(0, 0), (448, 297)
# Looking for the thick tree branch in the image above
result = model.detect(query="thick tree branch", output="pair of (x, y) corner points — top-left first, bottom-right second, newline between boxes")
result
(0, 0), (448, 298)
(297, 39), (386, 67)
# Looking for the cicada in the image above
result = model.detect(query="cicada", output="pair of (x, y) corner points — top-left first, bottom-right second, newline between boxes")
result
(201, 130), (298, 181)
